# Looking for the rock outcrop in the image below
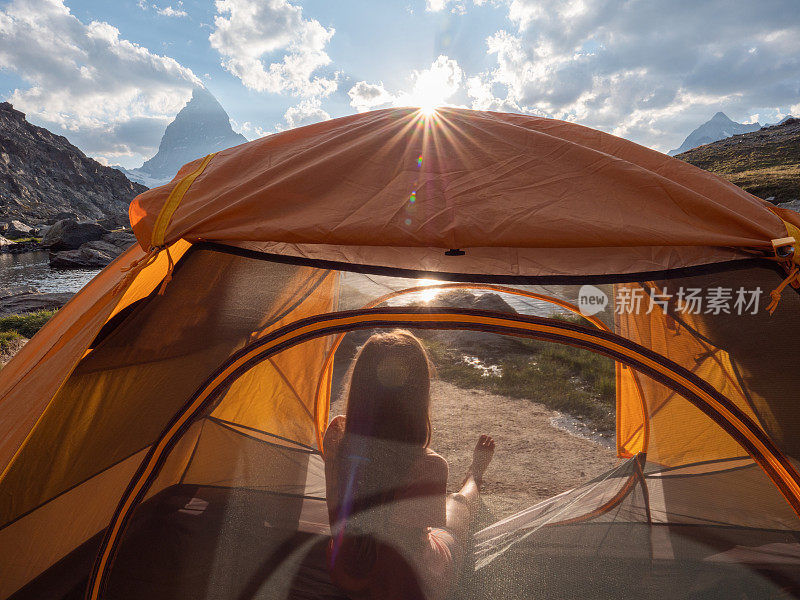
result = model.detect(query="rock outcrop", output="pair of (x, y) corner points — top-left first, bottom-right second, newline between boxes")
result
(0, 102), (146, 224)
(0, 286), (73, 317)
(41, 219), (107, 251)
(777, 199), (800, 213)
(48, 228), (137, 269)
(0, 220), (33, 239)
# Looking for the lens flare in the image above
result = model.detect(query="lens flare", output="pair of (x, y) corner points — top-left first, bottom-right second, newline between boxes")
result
(415, 279), (442, 303)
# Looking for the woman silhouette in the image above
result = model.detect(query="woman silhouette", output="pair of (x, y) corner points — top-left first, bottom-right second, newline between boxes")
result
(323, 330), (495, 600)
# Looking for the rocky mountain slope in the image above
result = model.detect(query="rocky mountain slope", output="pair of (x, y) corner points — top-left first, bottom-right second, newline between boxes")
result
(119, 87), (247, 187)
(0, 102), (146, 224)
(669, 112), (762, 156)
(676, 117), (800, 203)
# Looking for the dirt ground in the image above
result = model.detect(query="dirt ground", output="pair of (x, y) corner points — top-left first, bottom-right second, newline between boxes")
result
(428, 379), (619, 520)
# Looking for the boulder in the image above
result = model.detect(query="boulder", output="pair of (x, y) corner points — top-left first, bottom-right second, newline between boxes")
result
(101, 230), (137, 250)
(47, 231), (133, 269)
(0, 238), (40, 254)
(0, 235), (11, 247)
(0, 288), (73, 316)
(0, 285), (39, 298)
(50, 211), (79, 224)
(97, 213), (129, 230)
(48, 246), (114, 269)
(83, 239), (123, 255)
(778, 199), (800, 213)
(41, 219), (107, 250)
(1, 219), (33, 239)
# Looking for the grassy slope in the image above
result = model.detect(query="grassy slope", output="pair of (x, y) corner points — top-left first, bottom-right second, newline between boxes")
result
(0, 309), (56, 354)
(676, 120), (800, 203)
(424, 315), (616, 432)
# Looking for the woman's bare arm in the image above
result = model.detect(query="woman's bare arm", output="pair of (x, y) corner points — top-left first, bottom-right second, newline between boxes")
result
(323, 415), (346, 526)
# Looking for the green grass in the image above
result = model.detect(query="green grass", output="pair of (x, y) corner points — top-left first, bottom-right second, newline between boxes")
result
(7, 237), (42, 244)
(0, 309), (58, 339)
(424, 325), (616, 432)
(0, 330), (23, 353)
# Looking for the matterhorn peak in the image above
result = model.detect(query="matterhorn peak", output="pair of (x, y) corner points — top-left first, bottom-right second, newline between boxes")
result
(118, 87), (247, 187)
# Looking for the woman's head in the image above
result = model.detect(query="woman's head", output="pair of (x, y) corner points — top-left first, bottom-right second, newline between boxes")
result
(344, 330), (432, 447)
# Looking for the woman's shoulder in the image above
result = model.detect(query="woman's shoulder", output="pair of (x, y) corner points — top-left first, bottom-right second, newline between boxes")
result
(420, 447), (448, 477)
(323, 415), (346, 455)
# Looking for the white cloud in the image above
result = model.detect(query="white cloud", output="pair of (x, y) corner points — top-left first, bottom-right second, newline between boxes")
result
(425, 0), (487, 14)
(0, 0), (199, 165)
(231, 119), (266, 139)
(466, 74), (524, 113)
(138, 1), (188, 18)
(426, 0), (465, 14)
(282, 97), (330, 129)
(348, 55), (466, 112)
(470, 0), (800, 152)
(209, 0), (337, 98)
(426, 0), (449, 10)
(425, 0), (491, 13)
(155, 4), (188, 18)
(347, 81), (394, 112)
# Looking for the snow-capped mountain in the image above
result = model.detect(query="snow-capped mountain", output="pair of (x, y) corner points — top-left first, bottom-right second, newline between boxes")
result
(668, 112), (761, 156)
(117, 87), (247, 188)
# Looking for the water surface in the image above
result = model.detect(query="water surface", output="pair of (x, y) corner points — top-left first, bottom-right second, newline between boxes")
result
(0, 251), (101, 293)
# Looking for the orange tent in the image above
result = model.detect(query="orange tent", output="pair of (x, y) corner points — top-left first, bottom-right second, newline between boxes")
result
(1, 107), (799, 599)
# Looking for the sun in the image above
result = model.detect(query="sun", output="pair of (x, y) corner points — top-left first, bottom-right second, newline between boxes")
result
(405, 66), (453, 115)
(419, 104), (438, 116)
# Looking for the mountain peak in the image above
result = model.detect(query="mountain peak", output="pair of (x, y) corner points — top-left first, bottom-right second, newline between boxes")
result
(173, 87), (230, 123)
(130, 87), (248, 185)
(669, 112), (761, 155)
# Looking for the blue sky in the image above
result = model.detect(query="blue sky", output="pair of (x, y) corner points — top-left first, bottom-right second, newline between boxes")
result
(1, 0), (798, 168)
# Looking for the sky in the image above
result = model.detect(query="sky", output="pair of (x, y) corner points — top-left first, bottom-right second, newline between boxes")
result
(0, 0), (798, 168)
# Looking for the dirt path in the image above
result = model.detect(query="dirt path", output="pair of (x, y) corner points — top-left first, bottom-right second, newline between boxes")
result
(428, 380), (619, 520)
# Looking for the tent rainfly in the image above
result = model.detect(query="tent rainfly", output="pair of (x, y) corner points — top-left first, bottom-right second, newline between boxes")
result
(1, 107), (800, 600)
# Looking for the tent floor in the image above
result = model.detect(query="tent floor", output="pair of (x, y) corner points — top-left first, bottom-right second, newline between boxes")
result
(12, 484), (347, 600)
(474, 521), (800, 600)
(12, 484), (800, 599)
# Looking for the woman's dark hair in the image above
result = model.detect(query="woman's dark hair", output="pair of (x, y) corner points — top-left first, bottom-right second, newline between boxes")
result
(330, 330), (433, 580)
(343, 329), (432, 447)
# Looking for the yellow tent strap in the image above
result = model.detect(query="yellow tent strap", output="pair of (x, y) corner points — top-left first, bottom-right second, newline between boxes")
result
(767, 218), (800, 315)
(112, 153), (216, 297)
(152, 152), (217, 247)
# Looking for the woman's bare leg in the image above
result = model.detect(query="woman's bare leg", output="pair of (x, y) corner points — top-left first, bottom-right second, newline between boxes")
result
(446, 435), (495, 543)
